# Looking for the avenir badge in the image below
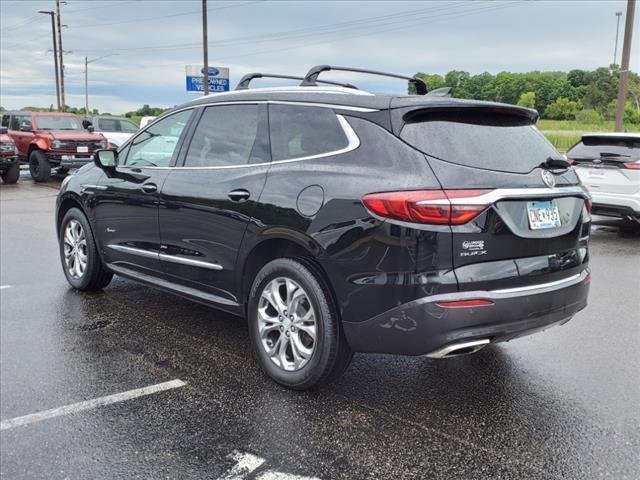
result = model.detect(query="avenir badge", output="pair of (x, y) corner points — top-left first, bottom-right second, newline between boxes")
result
(461, 240), (487, 257)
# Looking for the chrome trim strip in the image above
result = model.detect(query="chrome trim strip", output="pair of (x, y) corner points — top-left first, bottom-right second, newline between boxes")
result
(81, 184), (107, 191)
(425, 339), (490, 359)
(158, 253), (222, 270)
(121, 114), (359, 171)
(108, 245), (223, 270)
(108, 244), (159, 259)
(416, 186), (588, 206)
(490, 273), (582, 294)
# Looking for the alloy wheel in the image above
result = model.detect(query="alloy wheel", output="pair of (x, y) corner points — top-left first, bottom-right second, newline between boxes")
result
(63, 219), (88, 279)
(257, 277), (317, 371)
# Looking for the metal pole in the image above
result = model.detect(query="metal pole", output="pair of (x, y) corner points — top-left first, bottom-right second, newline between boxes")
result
(615, 0), (636, 132)
(85, 56), (89, 115)
(39, 11), (61, 110)
(614, 11), (623, 67)
(56, 0), (65, 111)
(202, 0), (209, 95)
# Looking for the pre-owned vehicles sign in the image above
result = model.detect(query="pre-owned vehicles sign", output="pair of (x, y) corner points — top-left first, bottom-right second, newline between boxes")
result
(185, 66), (229, 93)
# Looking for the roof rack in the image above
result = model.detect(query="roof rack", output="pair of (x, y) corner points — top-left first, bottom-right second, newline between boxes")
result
(236, 73), (358, 91)
(300, 65), (427, 95)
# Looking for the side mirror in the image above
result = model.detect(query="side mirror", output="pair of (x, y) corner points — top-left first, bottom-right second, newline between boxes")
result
(94, 149), (117, 174)
(82, 119), (93, 130)
(87, 125), (95, 133)
(0, 127), (7, 134)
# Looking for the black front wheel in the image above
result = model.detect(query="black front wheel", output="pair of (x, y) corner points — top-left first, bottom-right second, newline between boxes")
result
(29, 150), (51, 182)
(248, 258), (353, 390)
(0, 163), (20, 184)
(59, 207), (113, 291)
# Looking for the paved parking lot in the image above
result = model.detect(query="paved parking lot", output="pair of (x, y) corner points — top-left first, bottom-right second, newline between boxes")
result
(1, 171), (639, 480)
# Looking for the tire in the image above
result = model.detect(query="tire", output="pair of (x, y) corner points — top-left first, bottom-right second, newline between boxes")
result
(29, 150), (51, 182)
(0, 163), (20, 184)
(59, 207), (113, 291)
(248, 258), (353, 390)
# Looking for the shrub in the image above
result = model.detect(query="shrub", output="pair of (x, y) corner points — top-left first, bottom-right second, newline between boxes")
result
(575, 109), (604, 124)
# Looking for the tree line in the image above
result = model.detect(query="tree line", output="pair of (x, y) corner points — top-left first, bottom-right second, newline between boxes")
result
(412, 67), (640, 124)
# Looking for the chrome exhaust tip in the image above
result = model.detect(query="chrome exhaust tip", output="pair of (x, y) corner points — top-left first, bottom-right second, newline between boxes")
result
(425, 339), (490, 359)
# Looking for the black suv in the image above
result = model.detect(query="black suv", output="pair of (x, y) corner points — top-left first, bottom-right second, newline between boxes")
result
(56, 66), (591, 389)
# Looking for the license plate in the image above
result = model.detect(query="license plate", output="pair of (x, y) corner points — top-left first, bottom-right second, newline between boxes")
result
(527, 200), (561, 230)
(588, 169), (605, 176)
(77, 146), (89, 153)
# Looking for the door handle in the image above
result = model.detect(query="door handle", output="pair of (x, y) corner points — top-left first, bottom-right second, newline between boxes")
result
(141, 183), (158, 194)
(228, 189), (251, 202)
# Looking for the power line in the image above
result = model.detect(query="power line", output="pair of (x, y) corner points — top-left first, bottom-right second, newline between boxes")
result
(65, 0), (264, 29)
(70, 1), (475, 54)
(64, 0), (138, 15)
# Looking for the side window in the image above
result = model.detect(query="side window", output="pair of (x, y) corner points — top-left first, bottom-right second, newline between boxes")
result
(10, 115), (21, 130)
(123, 109), (192, 167)
(120, 120), (139, 134)
(98, 118), (119, 132)
(184, 104), (268, 167)
(268, 104), (349, 161)
(1, 115), (9, 127)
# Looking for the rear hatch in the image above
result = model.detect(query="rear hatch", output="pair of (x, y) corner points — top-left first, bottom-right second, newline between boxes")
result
(567, 135), (640, 195)
(394, 105), (590, 292)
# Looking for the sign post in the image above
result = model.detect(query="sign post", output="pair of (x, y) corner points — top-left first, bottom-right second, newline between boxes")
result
(186, 66), (229, 94)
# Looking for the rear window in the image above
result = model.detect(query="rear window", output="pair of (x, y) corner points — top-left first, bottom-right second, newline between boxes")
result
(268, 104), (349, 161)
(567, 137), (640, 159)
(400, 110), (557, 174)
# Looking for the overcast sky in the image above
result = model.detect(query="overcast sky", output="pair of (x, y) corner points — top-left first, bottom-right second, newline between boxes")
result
(1, 0), (637, 113)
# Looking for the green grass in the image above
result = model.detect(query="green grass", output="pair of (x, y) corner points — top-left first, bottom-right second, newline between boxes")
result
(538, 119), (640, 151)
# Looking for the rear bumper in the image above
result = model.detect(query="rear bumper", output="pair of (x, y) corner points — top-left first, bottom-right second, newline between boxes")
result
(342, 270), (590, 356)
(589, 191), (640, 218)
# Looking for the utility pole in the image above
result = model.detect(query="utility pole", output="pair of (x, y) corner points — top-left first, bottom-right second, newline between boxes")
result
(85, 57), (89, 115)
(84, 54), (117, 116)
(615, 0), (636, 132)
(614, 11), (623, 67)
(56, 0), (66, 111)
(38, 10), (60, 111)
(202, 0), (209, 95)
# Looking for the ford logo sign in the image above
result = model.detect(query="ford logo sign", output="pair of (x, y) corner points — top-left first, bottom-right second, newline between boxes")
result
(201, 67), (219, 76)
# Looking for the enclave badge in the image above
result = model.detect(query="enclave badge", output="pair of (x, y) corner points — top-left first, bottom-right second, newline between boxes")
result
(541, 169), (556, 188)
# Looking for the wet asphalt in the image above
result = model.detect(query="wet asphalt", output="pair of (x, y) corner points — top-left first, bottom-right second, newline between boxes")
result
(1, 171), (639, 480)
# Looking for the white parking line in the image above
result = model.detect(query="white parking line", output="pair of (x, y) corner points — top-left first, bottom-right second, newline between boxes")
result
(218, 450), (320, 480)
(0, 379), (186, 431)
(0, 285), (13, 290)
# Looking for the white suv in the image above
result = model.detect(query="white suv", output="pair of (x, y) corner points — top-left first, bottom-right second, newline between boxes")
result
(567, 133), (640, 228)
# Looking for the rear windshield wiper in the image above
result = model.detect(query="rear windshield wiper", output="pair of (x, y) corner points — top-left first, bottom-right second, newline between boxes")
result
(541, 155), (570, 169)
(599, 152), (630, 158)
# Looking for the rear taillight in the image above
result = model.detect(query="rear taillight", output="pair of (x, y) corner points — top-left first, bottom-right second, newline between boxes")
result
(361, 190), (492, 225)
(623, 161), (640, 170)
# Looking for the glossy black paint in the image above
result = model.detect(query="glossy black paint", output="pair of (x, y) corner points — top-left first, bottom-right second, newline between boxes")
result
(56, 89), (590, 356)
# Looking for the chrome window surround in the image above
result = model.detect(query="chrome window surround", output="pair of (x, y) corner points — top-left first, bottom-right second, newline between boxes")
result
(117, 101), (365, 171)
(108, 244), (223, 271)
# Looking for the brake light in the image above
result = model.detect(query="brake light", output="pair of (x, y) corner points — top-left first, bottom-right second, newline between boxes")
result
(623, 161), (640, 169)
(361, 190), (492, 225)
(436, 299), (494, 308)
(584, 198), (592, 213)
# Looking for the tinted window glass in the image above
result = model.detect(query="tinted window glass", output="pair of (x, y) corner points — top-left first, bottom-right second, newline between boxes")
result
(1, 115), (9, 127)
(98, 118), (120, 132)
(35, 115), (82, 130)
(10, 115), (24, 130)
(400, 110), (558, 174)
(184, 105), (267, 167)
(124, 109), (192, 167)
(268, 105), (348, 161)
(120, 120), (139, 133)
(567, 138), (640, 159)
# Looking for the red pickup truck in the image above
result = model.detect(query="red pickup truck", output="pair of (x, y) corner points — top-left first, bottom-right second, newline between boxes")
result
(1, 111), (107, 182)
